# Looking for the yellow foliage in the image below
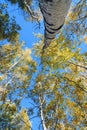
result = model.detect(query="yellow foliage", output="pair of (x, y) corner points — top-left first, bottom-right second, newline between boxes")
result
(83, 102), (87, 109)
(46, 119), (52, 128)
(81, 127), (87, 130)
(37, 33), (42, 38)
(2, 43), (11, 50)
(33, 33), (43, 39)
(66, 99), (75, 108)
(25, 56), (32, 63)
(20, 109), (31, 130)
(22, 48), (31, 58)
(67, 11), (79, 21)
(73, 107), (81, 115)
(0, 75), (5, 81)
(22, 65), (29, 72)
(83, 35), (87, 44)
(36, 74), (45, 83)
(3, 101), (17, 115)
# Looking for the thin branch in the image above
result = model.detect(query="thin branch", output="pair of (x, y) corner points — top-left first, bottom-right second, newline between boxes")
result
(8, 56), (23, 72)
(4, 78), (12, 88)
(69, 61), (87, 70)
(28, 101), (37, 107)
(64, 77), (87, 93)
(0, 52), (15, 59)
(29, 115), (39, 120)
(23, 0), (39, 21)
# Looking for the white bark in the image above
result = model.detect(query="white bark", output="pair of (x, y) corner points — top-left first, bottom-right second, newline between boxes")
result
(39, 96), (47, 130)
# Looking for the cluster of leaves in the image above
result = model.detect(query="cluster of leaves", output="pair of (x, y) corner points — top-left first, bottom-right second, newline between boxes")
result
(31, 33), (87, 129)
(65, 0), (87, 37)
(0, 3), (21, 41)
(0, 100), (31, 129)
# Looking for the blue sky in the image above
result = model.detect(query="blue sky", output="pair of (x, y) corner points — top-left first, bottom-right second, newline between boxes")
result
(7, 2), (44, 48)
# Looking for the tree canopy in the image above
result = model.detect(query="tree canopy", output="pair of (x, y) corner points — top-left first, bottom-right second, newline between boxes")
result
(0, 0), (87, 130)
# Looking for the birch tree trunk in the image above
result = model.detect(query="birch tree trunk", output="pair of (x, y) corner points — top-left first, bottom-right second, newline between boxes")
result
(39, 96), (47, 130)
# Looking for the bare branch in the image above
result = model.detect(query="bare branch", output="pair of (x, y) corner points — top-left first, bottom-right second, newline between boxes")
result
(23, 0), (39, 21)
(8, 56), (23, 72)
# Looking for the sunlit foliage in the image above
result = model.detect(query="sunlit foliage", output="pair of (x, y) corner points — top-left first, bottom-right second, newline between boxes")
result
(32, 33), (87, 129)
(0, 1), (87, 130)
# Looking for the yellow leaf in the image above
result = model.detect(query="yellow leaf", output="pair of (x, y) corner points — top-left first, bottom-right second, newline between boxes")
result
(83, 35), (87, 44)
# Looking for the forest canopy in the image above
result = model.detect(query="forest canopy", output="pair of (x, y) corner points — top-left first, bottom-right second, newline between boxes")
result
(0, 0), (87, 130)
